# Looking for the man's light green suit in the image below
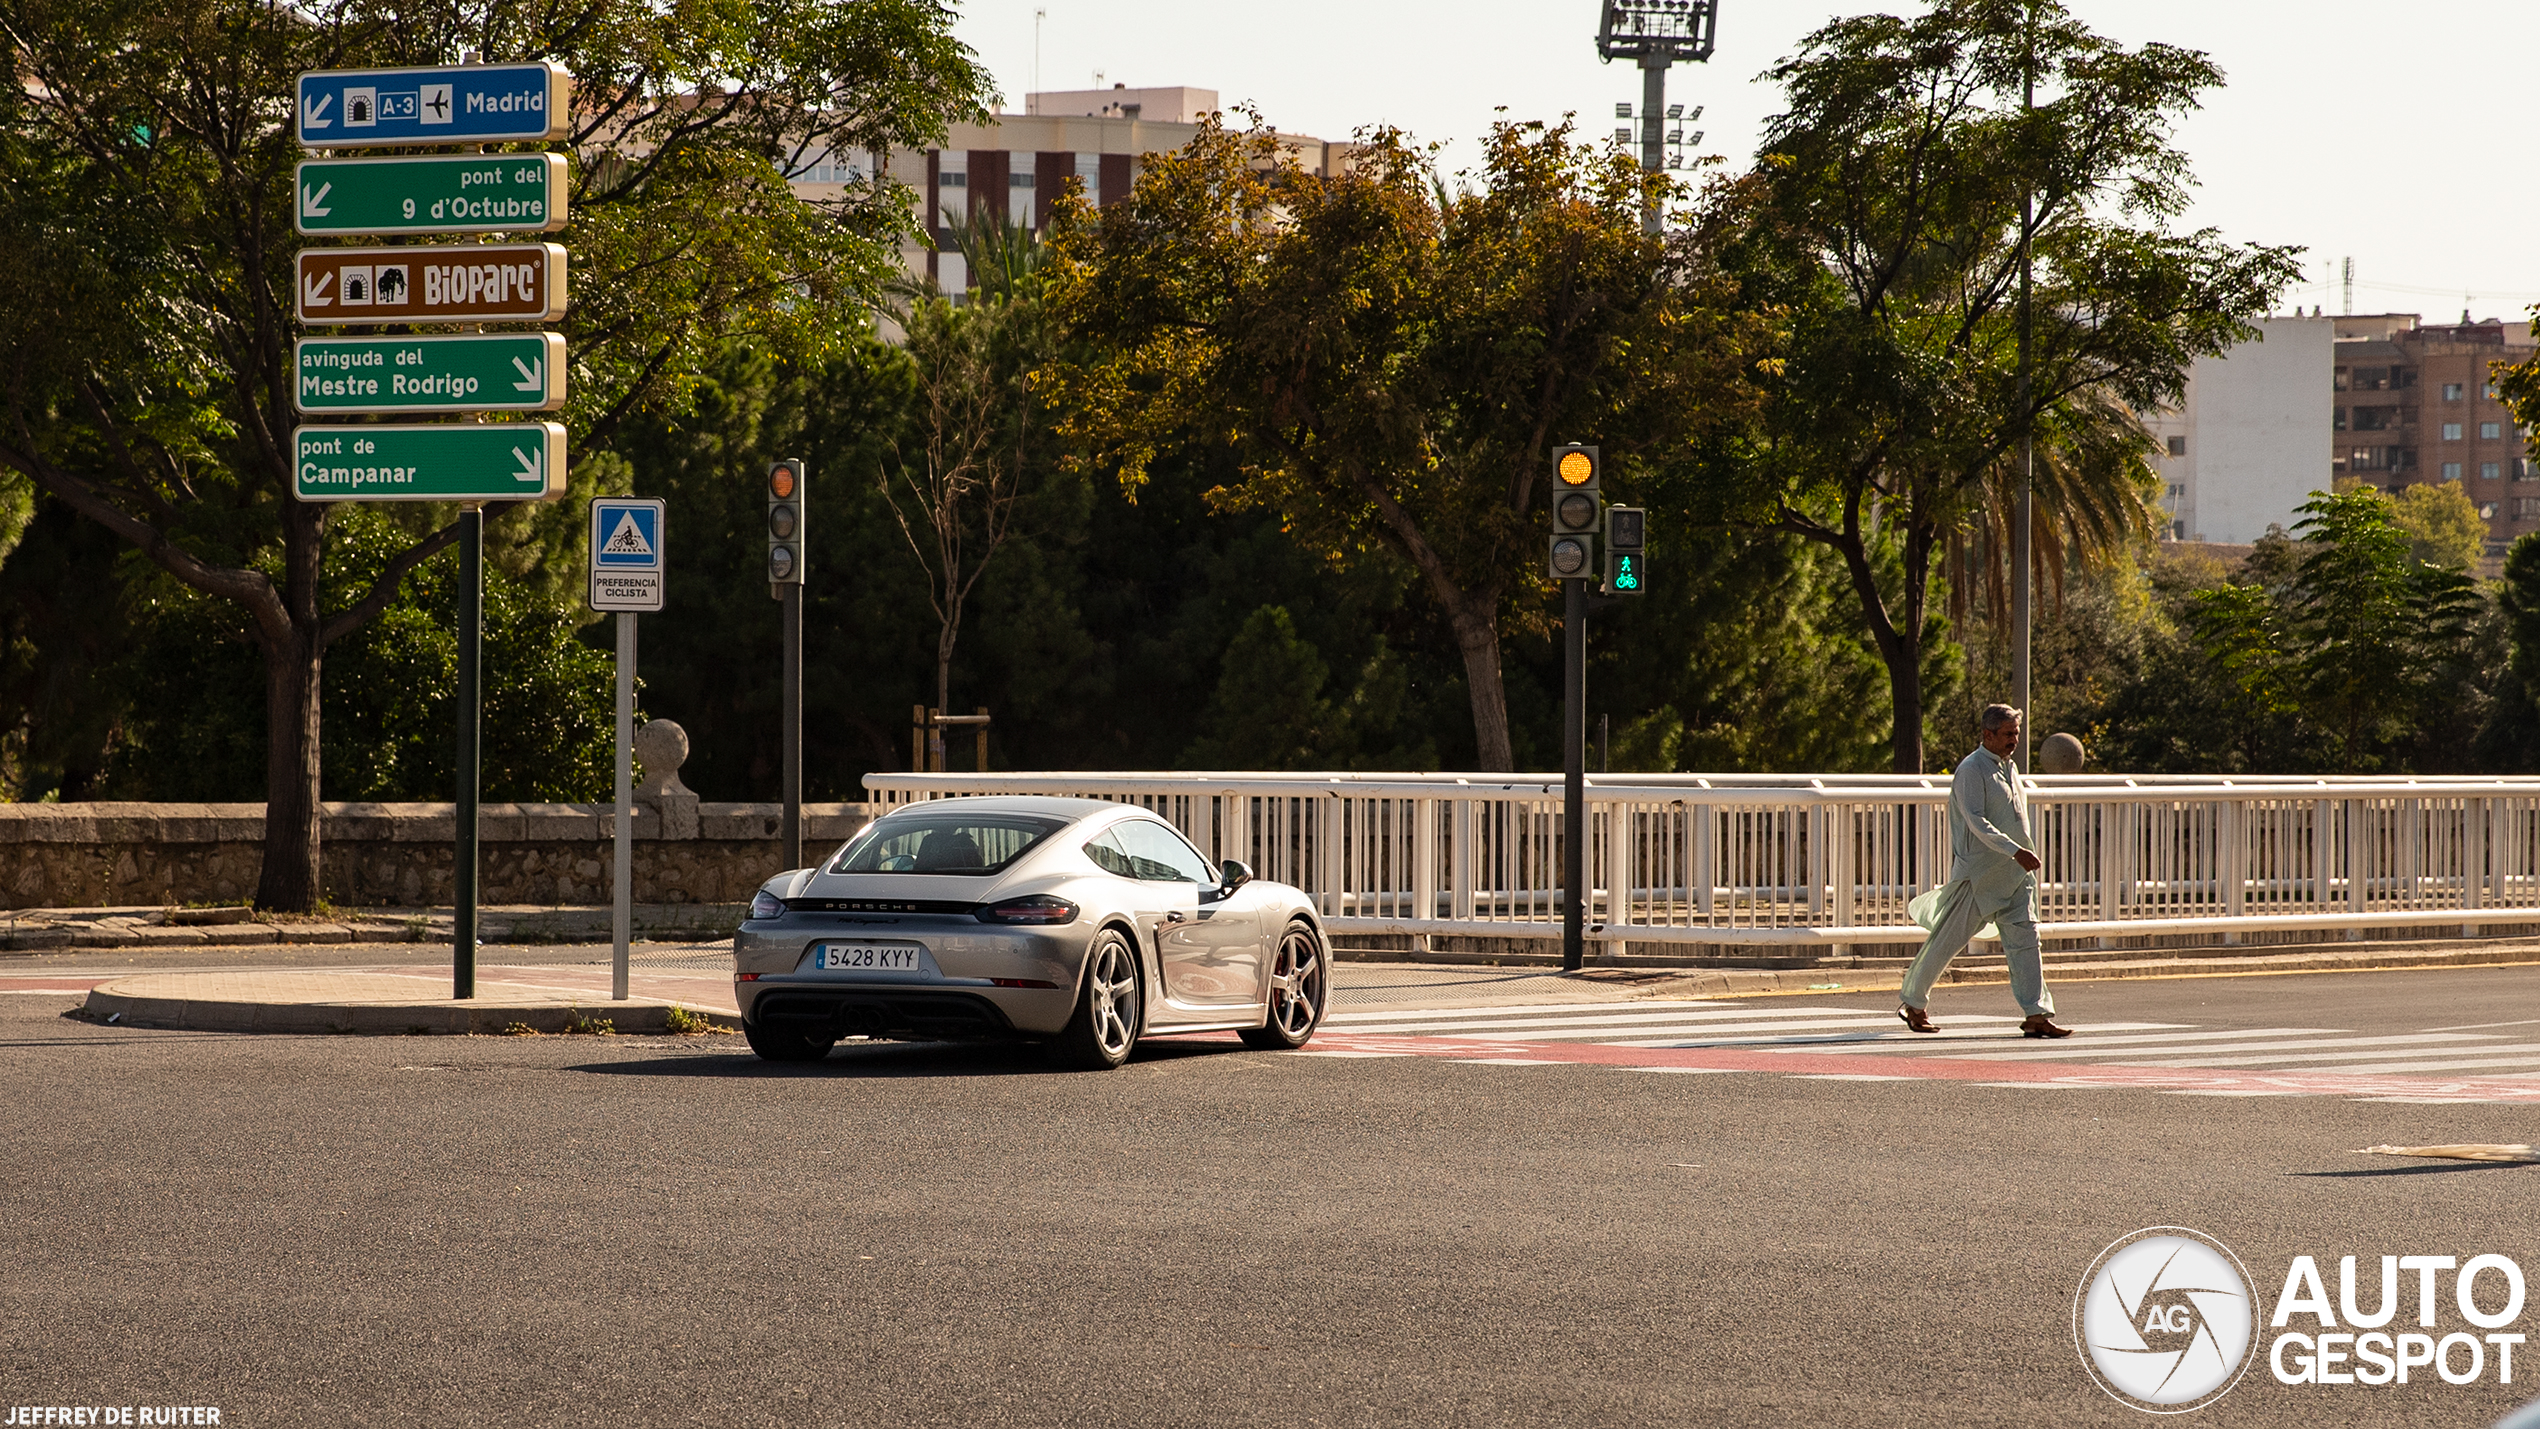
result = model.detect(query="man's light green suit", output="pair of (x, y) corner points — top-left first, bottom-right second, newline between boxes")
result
(1900, 745), (2056, 1017)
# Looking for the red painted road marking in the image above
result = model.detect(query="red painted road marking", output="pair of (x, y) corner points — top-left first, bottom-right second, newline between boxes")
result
(1298, 1031), (2540, 1103)
(0, 977), (109, 994)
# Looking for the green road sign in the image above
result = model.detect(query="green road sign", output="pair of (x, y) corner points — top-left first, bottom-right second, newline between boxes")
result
(296, 332), (566, 413)
(295, 153), (567, 236)
(293, 422), (567, 502)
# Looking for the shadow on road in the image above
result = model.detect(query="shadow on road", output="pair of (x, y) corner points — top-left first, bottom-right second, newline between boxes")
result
(565, 1033), (1249, 1079)
(2291, 1162), (2538, 1179)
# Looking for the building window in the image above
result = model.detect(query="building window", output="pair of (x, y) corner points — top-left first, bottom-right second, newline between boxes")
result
(2334, 407), (2349, 432)
(2166, 435), (2186, 457)
(2489, 381), (2502, 399)
(2444, 383), (2465, 401)
(2334, 367), (2350, 392)
(2483, 502), (2499, 519)
(2353, 367), (2388, 391)
(2355, 407), (2392, 431)
(2485, 462), (2503, 481)
(1010, 171), (1035, 189)
(2443, 422), (2464, 441)
(1075, 151), (1102, 198)
(938, 250), (968, 298)
(2443, 462), (2463, 480)
(2483, 421), (2503, 440)
(2522, 458), (2535, 481)
(2519, 498), (2540, 519)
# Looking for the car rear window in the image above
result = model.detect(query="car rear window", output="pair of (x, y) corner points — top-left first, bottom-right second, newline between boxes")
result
(829, 813), (1064, 876)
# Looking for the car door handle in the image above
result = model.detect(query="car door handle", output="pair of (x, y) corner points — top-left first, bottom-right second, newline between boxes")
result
(1161, 911), (1187, 924)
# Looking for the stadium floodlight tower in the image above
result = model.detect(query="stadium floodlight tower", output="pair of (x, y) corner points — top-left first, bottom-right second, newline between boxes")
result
(1598, 0), (1718, 233)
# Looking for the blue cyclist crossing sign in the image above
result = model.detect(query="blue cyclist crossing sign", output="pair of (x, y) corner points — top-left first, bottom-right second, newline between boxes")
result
(589, 498), (665, 612)
(298, 62), (573, 148)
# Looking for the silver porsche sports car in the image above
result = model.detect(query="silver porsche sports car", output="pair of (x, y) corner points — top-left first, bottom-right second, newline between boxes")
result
(732, 796), (1331, 1069)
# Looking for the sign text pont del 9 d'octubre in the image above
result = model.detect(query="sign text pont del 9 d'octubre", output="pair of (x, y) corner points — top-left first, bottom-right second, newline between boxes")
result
(291, 60), (573, 504)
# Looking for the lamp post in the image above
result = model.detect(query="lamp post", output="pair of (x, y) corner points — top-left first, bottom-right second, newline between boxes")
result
(1597, 0), (1719, 234)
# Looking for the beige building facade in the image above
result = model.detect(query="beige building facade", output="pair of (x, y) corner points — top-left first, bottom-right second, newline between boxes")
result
(786, 85), (1349, 300)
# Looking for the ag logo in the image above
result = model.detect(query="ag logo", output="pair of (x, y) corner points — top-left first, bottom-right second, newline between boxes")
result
(2076, 1226), (2258, 1413)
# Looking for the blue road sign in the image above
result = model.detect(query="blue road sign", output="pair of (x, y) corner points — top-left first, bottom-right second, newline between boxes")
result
(589, 498), (666, 612)
(298, 62), (572, 148)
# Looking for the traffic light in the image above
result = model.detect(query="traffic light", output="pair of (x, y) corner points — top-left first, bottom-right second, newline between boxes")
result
(1604, 506), (1647, 595)
(1549, 444), (1601, 582)
(767, 457), (806, 589)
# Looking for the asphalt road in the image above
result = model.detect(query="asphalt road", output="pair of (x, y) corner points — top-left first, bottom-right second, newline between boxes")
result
(3, 961), (2537, 1428)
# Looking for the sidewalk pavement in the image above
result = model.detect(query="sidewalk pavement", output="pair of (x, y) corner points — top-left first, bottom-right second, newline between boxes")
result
(2, 903), (743, 952)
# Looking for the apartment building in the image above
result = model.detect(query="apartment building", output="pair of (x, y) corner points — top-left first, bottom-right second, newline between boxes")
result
(2147, 316), (2335, 544)
(2151, 312), (2539, 552)
(786, 85), (1349, 299)
(2331, 314), (2536, 552)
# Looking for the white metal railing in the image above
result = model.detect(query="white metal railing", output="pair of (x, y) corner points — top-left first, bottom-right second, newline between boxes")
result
(861, 772), (2540, 948)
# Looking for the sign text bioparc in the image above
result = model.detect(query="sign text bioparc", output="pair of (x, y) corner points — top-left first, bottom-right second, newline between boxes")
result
(296, 243), (567, 325)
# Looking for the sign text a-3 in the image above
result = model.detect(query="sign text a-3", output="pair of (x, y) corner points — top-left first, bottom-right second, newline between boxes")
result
(295, 153), (568, 236)
(298, 61), (573, 148)
(293, 422), (567, 502)
(296, 332), (566, 414)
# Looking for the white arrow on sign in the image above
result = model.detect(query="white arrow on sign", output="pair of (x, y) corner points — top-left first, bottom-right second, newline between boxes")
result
(299, 181), (333, 218)
(301, 272), (334, 308)
(304, 93), (334, 129)
(510, 355), (544, 392)
(512, 444), (545, 487)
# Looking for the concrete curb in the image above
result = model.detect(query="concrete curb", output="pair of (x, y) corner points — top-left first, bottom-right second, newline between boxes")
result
(81, 977), (742, 1037)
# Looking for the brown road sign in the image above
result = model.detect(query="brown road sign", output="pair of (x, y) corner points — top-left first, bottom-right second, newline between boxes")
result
(296, 243), (567, 325)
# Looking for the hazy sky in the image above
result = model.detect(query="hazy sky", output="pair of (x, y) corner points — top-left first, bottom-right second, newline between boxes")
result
(952, 1), (2540, 323)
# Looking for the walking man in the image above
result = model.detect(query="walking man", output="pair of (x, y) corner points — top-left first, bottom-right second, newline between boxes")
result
(1898, 704), (2071, 1039)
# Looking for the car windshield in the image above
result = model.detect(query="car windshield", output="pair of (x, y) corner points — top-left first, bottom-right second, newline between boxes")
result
(829, 813), (1064, 876)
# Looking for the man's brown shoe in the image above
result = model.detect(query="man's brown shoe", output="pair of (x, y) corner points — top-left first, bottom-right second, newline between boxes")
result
(2021, 1015), (2073, 1039)
(1898, 1006), (1938, 1034)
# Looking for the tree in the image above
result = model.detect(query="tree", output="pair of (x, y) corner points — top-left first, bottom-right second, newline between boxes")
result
(2287, 488), (2477, 771)
(0, 0), (984, 905)
(882, 216), (1052, 729)
(2387, 479), (2486, 571)
(1046, 117), (1764, 771)
(2474, 533), (2540, 771)
(1711, 0), (2299, 771)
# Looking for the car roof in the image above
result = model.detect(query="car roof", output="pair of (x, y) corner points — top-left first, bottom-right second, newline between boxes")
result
(870, 795), (1130, 824)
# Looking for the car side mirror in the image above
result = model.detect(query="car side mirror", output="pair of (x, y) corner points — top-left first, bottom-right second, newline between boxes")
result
(1218, 859), (1253, 893)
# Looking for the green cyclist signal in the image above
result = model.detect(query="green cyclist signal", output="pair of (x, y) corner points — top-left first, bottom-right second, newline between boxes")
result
(1607, 551), (1644, 594)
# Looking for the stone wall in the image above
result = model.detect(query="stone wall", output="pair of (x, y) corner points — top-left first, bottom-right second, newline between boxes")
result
(0, 801), (872, 909)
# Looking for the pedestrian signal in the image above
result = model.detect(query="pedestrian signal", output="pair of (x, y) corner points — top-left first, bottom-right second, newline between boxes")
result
(1604, 506), (1646, 596)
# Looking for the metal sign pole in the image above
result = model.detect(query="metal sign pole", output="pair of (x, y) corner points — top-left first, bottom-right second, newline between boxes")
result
(781, 582), (803, 869)
(454, 505), (481, 998)
(612, 610), (633, 1000)
(1563, 577), (1588, 972)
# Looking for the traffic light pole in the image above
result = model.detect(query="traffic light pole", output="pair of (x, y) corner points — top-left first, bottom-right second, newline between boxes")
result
(781, 581), (803, 870)
(1563, 576), (1588, 973)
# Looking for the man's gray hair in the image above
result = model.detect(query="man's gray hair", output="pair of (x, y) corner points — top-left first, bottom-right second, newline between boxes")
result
(1980, 703), (2023, 733)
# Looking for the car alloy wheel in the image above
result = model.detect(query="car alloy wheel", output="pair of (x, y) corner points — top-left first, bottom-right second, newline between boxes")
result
(1241, 920), (1326, 1050)
(1052, 928), (1141, 1069)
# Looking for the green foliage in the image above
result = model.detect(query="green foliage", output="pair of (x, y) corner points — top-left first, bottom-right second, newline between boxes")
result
(100, 507), (614, 801)
(1177, 606), (1434, 771)
(1710, 0), (2300, 771)
(2084, 494), (2495, 775)
(0, 0), (986, 902)
(1047, 113), (1767, 770)
(2387, 480), (2487, 571)
(2474, 534), (2540, 770)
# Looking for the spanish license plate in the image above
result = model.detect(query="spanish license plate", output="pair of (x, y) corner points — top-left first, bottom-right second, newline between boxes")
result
(813, 943), (925, 972)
